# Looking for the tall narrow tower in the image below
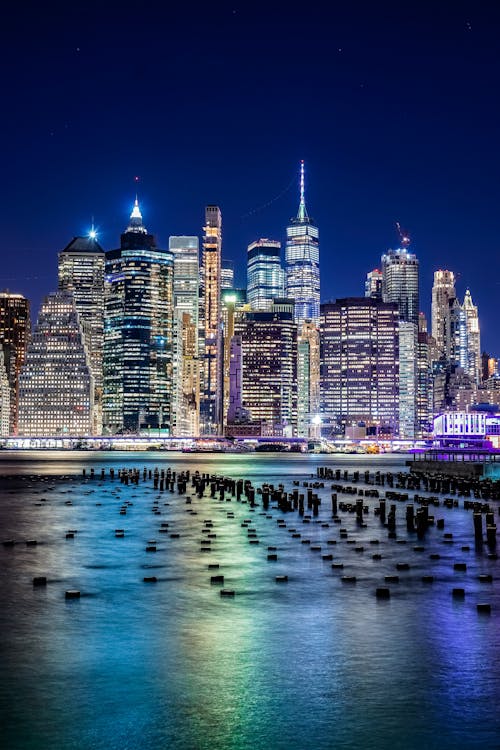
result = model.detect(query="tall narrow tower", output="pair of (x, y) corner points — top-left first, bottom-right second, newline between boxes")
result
(431, 270), (456, 359)
(58, 230), (105, 434)
(0, 293), (30, 434)
(285, 162), (320, 326)
(200, 206), (222, 434)
(381, 227), (419, 325)
(463, 288), (481, 384)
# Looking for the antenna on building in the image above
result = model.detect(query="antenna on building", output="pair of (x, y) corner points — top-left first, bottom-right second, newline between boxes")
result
(89, 216), (97, 240)
(396, 222), (411, 249)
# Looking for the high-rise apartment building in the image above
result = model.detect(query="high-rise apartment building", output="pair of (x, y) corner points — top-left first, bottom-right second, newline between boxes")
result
(381, 236), (419, 326)
(0, 293), (30, 434)
(247, 239), (285, 311)
(297, 322), (320, 438)
(237, 299), (298, 436)
(399, 322), (417, 439)
(221, 260), (234, 290)
(58, 233), (105, 434)
(431, 270), (456, 359)
(103, 200), (173, 434)
(200, 206), (223, 434)
(463, 288), (481, 384)
(365, 269), (383, 299)
(285, 162), (320, 326)
(18, 292), (93, 436)
(416, 312), (432, 437)
(320, 298), (399, 437)
(221, 288), (249, 427)
(169, 236), (200, 436)
(0, 348), (10, 436)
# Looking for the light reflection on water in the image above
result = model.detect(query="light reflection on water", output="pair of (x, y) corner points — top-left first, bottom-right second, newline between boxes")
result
(0, 451), (499, 750)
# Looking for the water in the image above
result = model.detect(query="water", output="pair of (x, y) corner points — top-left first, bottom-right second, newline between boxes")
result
(1, 451), (499, 749)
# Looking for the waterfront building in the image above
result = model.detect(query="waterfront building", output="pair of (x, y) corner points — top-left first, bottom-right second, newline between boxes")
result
(365, 269), (383, 300)
(221, 260), (234, 290)
(0, 292), (30, 434)
(247, 239), (285, 311)
(285, 162), (320, 326)
(18, 292), (93, 436)
(200, 206), (223, 435)
(103, 199), (173, 434)
(169, 236), (200, 436)
(297, 322), (320, 438)
(431, 270), (456, 359)
(320, 298), (399, 437)
(399, 322), (417, 439)
(237, 299), (298, 436)
(381, 235), (419, 326)
(417, 313), (432, 437)
(58, 232), (105, 434)
(482, 352), (498, 382)
(0, 348), (10, 436)
(463, 288), (481, 384)
(221, 288), (249, 427)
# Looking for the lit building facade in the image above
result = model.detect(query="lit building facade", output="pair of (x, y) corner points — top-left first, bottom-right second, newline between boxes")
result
(285, 162), (320, 326)
(0, 293), (30, 434)
(247, 239), (285, 311)
(221, 288), (249, 427)
(297, 322), (320, 438)
(18, 292), (93, 436)
(431, 270), (456, 359)
(58, 234), (105, 434)
(463, 288), (481, 384)
(237, 299), (298, 436)
(200, 206), (223, 434)
(320, 298), (399, 437)
(103, 200), (173, 434)
(399, 322), (417, 439)
(0, 348), (10, 436)
(417, 313), (432, 437)
(169, 236), (200, 436)
(381, 241), (419, 326)
(365, 269), (383, 299)
(221, 260), (234, 290)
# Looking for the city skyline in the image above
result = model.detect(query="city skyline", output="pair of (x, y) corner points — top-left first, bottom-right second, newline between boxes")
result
(3, 3), (500, 354)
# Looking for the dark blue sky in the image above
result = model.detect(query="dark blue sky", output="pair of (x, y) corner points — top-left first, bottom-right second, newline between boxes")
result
(3, 1), (500, 352)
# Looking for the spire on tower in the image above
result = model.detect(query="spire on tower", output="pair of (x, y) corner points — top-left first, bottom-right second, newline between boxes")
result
(127, 197), (147, 234)
(297, 160), (309, 221)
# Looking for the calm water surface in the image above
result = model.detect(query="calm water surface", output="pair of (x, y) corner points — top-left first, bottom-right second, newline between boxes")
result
(1, 451), (499, 750)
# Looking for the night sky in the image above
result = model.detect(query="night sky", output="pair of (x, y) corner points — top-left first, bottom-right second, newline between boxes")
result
(3, 1), (500, 353)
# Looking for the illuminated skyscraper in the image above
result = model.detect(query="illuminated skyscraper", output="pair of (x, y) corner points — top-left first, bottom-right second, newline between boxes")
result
(416, 312), (432, 437)
(0, 348), (10, 436)
(103, 199), (173, 434)
(18, 292), (93, 436)
(431, 270), (456, 359)
(237, 299), (298, 436)
(463, 288), (481, 384)
(221, 260), (234, 290)
(58, 232), (105, 434)
(381, 233), (419, 326)
(285, 162), (320, 326)
(365, 269), (383, 299)
(399, 322), (417, 439)
(0, 293), (30, 434)
(200, 205), (223, 434)
(297, 322), (320, 438)
(247, 239), (285, 311)
(221, 288), (249, 427)
(169, 236), (200, 436)
(320, 298), (399, 437)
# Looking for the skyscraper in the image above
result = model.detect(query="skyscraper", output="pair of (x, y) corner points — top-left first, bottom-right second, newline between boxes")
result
(58, 232), (105, 434)
(398, 322), (417, 439)
(169, 236), (200, 436)
(200, 206), (222, 435)
(221, 260), (234, 290)
(365, 269), (383, 300)
(237, 299), (298, 436)
(320, 298), (399, 437)
(431, 270), (456, 359)
(297, 322), (320, 438)
(416, 312), (432, 437)
(221, 288), (249, 427)
(463, 288), (481, 384)
(381, 234), (419, 325)
(0, 348), (10, 436)
(285, 162), (320, 326)
(103, 199), (173, 434)
(0, 293), (30, 434)
(18, 292), (93, 436)
(247, 239), (285, 311)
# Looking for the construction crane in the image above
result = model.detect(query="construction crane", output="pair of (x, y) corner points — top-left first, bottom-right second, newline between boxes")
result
(396, 222), (411, 249)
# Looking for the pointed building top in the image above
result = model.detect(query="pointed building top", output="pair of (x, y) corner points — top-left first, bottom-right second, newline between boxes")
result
(297, 160), (309, 222)
(127, 197), (147, 234)
(463, 288), (475, 308)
